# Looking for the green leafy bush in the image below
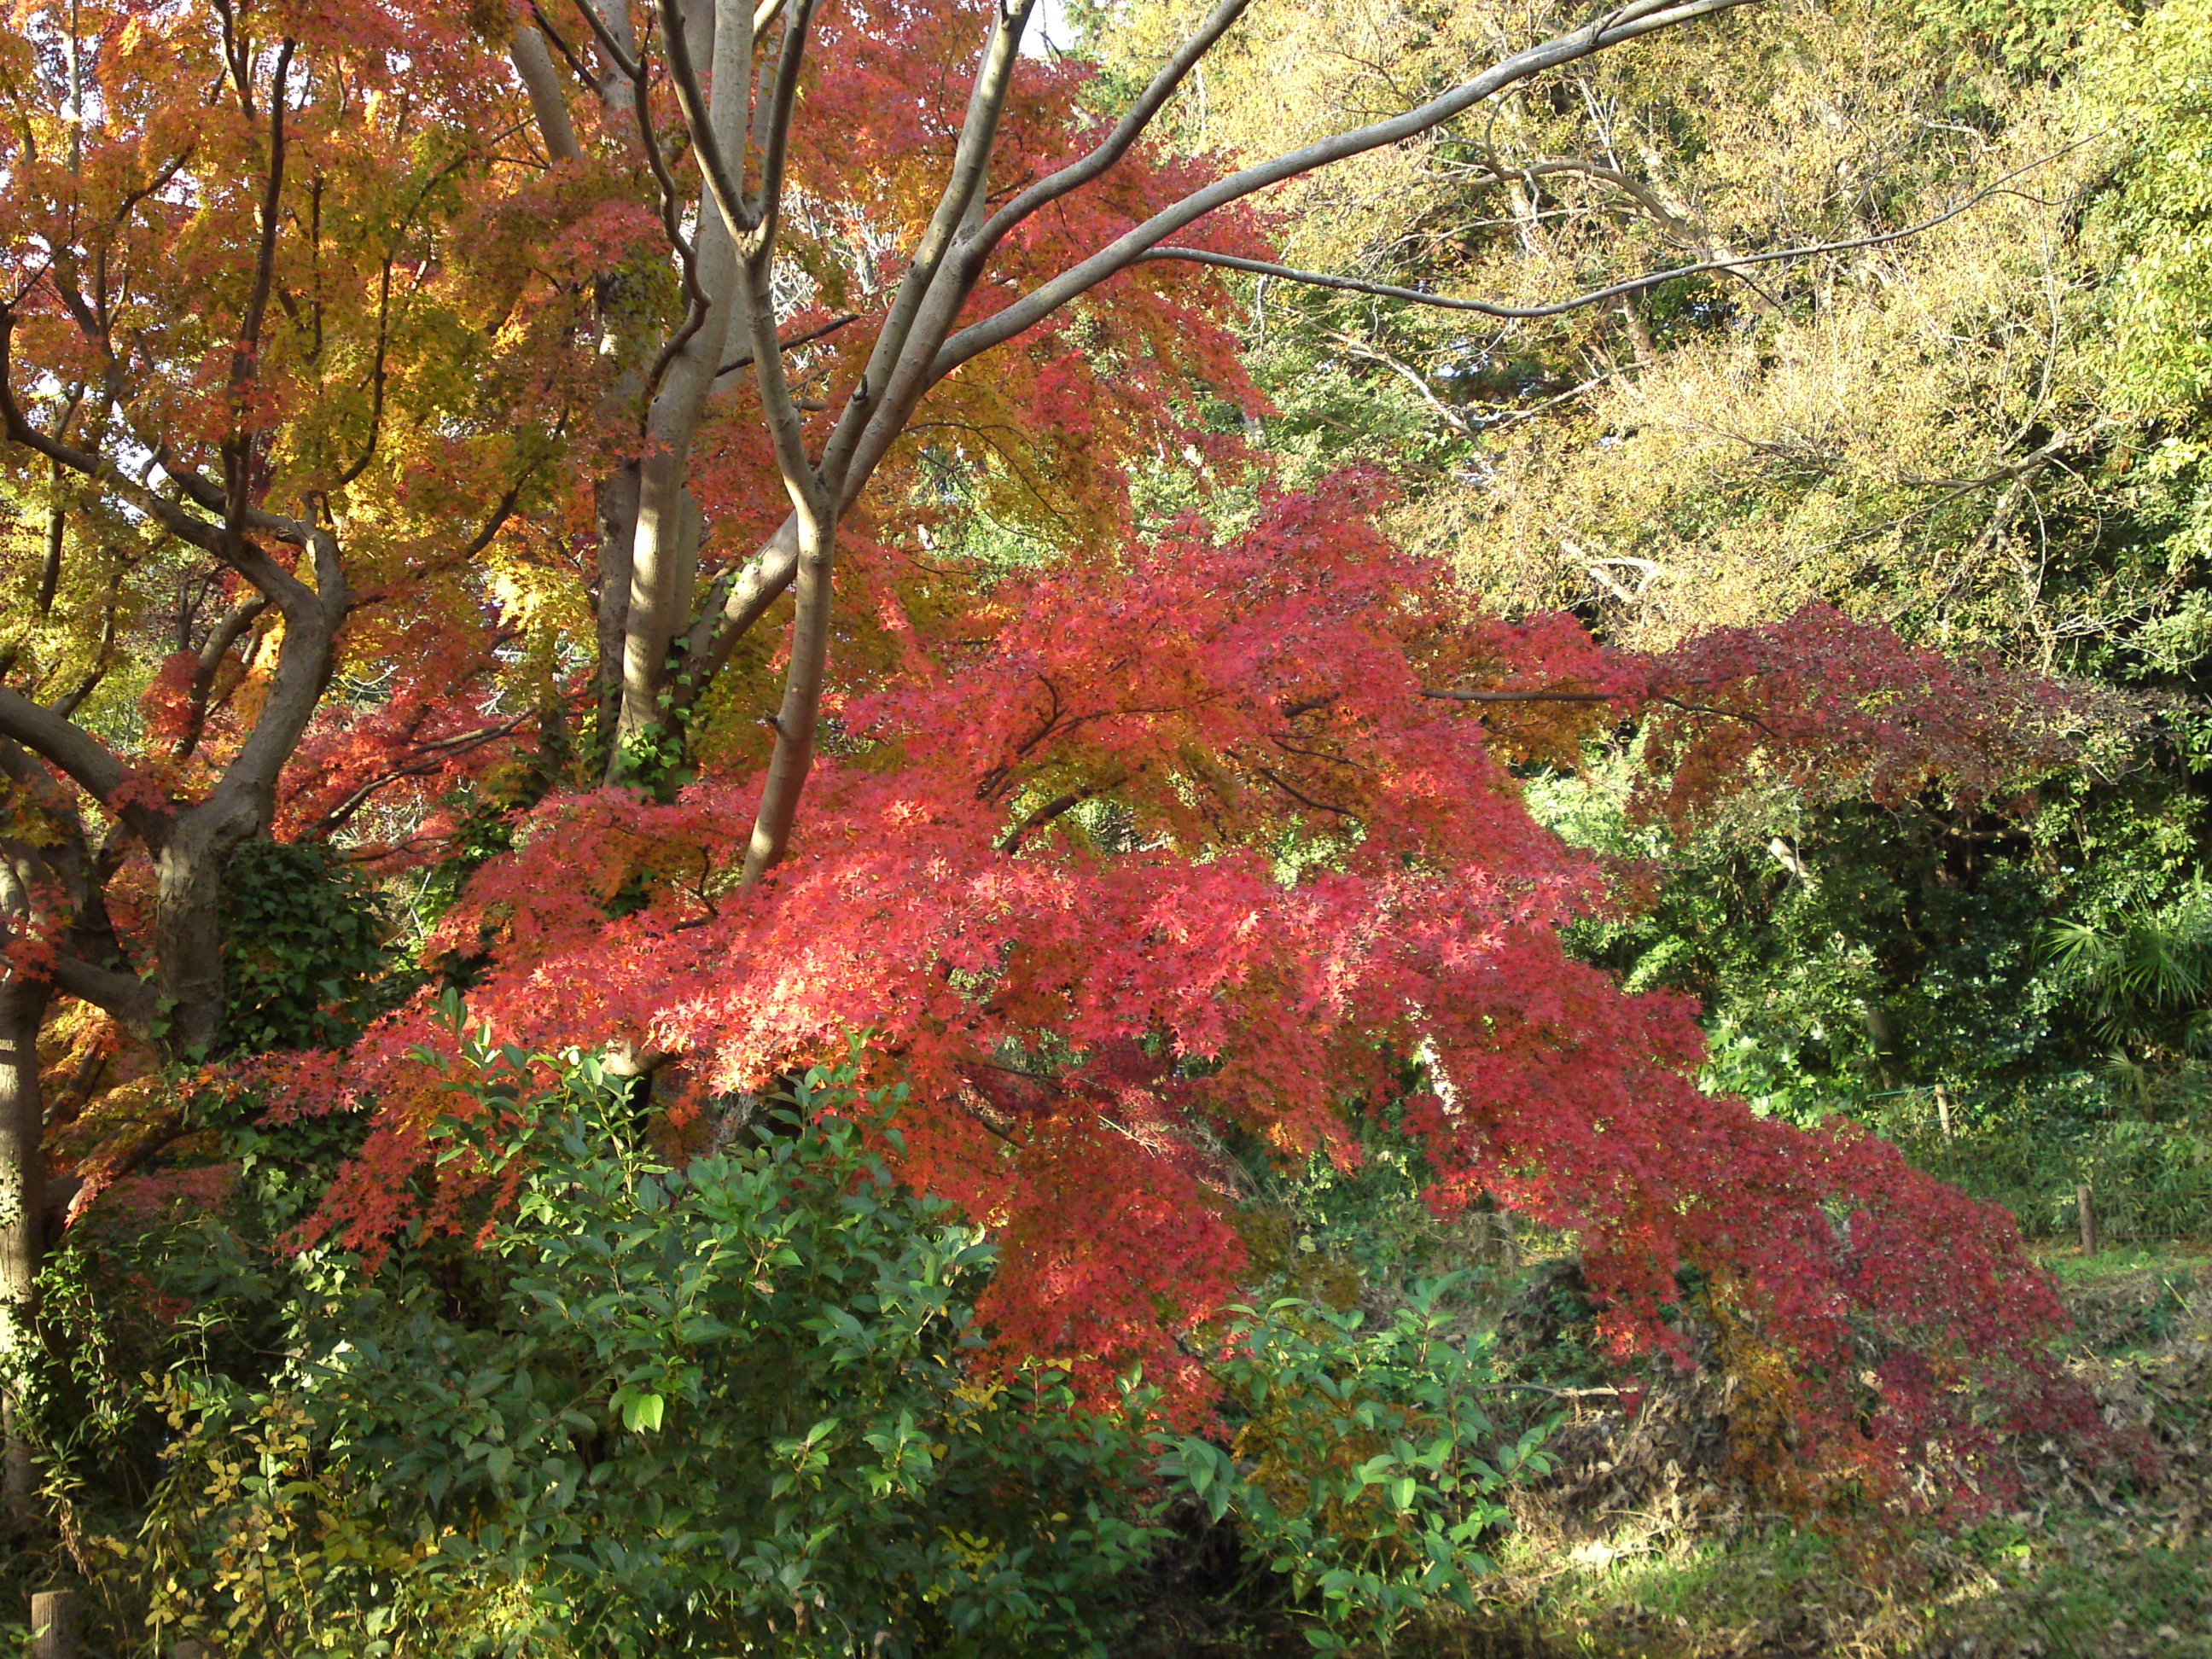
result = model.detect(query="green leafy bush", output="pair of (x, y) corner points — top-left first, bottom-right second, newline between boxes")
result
(135, 1051), (1164, 1656)
(60, 1039), (1552, 1656)
(1163, 1281), (1551, 1654)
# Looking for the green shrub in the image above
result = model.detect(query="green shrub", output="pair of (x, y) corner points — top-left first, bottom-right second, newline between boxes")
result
(133, 1050), (1163, 1656)
(56, 1038), (1551, 1656)
(1163, 1281), (1551, 1654)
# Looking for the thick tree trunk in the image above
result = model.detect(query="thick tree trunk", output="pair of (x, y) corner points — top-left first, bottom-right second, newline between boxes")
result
(0, 973), (49, 1536)
(152, 816), (251, 1059)
(608, 0), (753, 777)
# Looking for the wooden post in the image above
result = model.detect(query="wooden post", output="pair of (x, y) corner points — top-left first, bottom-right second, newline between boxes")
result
(30, 1589), (79, 1659)
(1932, 1082), (1953, 1141)
(2077, 1184), (2098, 1257)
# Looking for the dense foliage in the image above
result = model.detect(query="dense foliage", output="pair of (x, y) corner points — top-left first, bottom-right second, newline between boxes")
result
(3, 0), (2208, 1649)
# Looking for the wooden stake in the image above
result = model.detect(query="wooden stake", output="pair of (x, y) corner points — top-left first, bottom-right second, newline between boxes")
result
(2077, 1184), (2098, 1257)
(30, 1589), (79, 1659)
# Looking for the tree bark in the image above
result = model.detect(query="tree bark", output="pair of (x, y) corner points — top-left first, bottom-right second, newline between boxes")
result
(0, 972), (49, 1536)
(740, 512), (836, 880)
(608, 0), (754, 777)
(594, 459), (642, 763)
(151, 811), (255, 1058)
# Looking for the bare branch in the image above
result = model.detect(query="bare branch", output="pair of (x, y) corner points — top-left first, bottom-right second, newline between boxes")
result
(975, 0), (1253, 249)
(713, 310), (860, 378)
(930, 0), (1770, 376)
(1128, 140), (2093, 322)
(1329, 330), (1475, 434)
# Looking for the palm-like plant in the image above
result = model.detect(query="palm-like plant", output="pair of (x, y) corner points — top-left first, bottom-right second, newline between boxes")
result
(2045, 880), (2212, 1113)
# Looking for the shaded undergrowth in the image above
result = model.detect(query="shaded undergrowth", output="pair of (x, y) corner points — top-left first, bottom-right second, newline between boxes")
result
(1209, 1243), (2212, 1659)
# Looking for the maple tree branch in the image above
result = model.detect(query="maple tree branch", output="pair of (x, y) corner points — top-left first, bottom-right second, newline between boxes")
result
(529, 3), (596, 88)
(728, 0), (1035, 870)
(933, 0), (1765, 376)
(725, 0), (829, 510)
(1650, 694), (1779, 737)
(0, 689), (133, 810)
(995, 769), (1132, 853)
(815, 0), (1037, 496)
(744, 271), (829, 517)
(1422, 687), (1617, 703)
(570, 0), (643, 114)
(678, 518), (800, 683)
(614, 0), (762, 762)
(714, 311), (860, 378)
(738, 515), (834, 882)
(0, 316), (236, 559)
(304, 716), (534, 841)
(511, 24), (582, 163)
(462, 463), (541, 558)
(1269, 735), (1371, 771)
(209, 0), (253, 116)
(672, 0), (1040, 702)
(334, 258), (394, 489)
(975, 0), (1254, 252)
(1252, 764), (1353, 818)
(585, 3), (713, 422)
(905, 418), (1074, 525)
(160, 510), (352, 863)
(658, 0), (756, 243)
(175, 597), (270, 763)
(998, 792), (1089, 854)
(45, 950), (159, 1034)
(236, 41), (294, 365)
(745, 0), (812, 255)
(49, 588), (121, 721)
(225, 38), (296, 538)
